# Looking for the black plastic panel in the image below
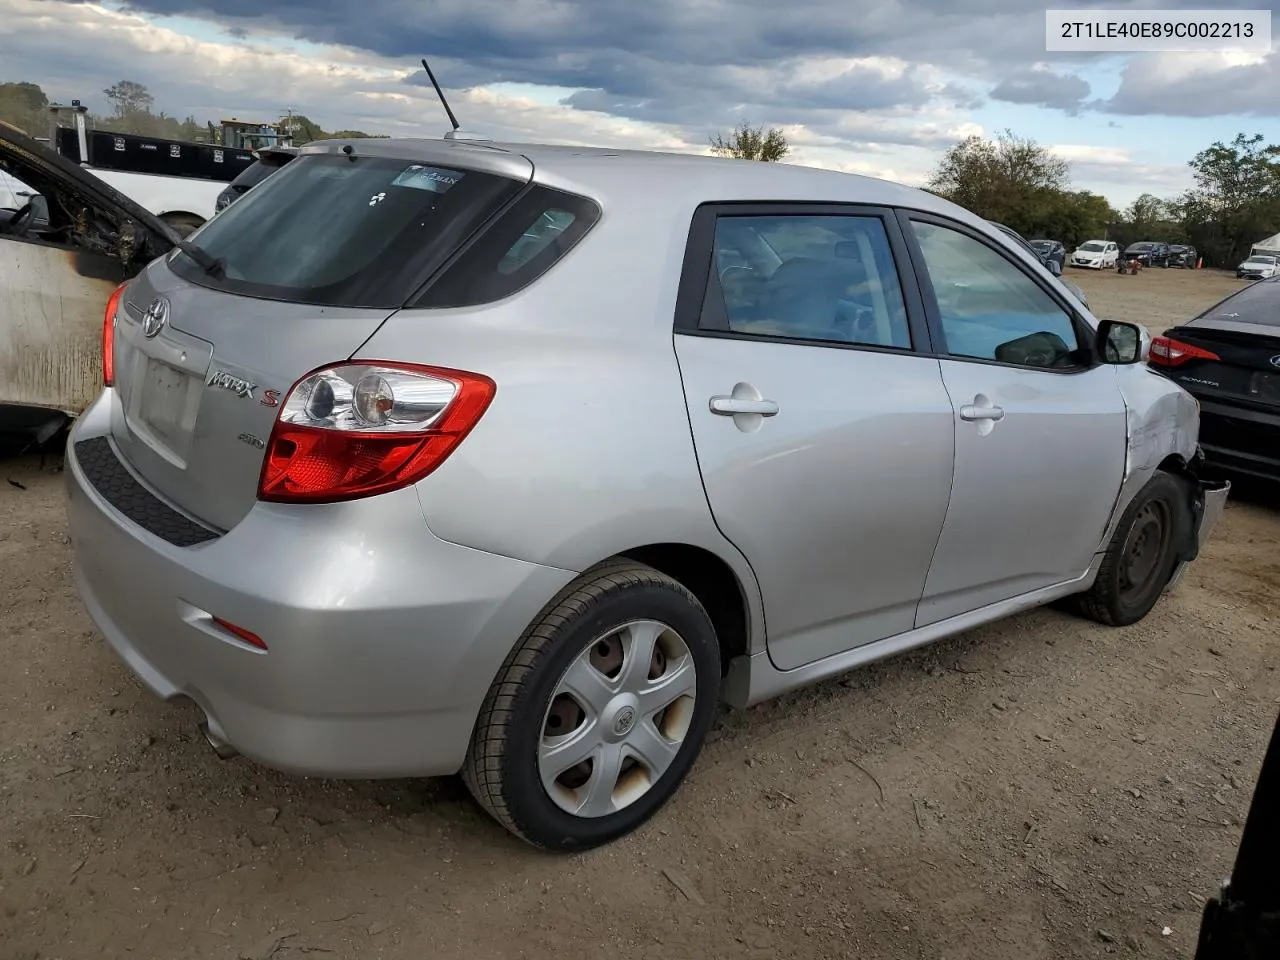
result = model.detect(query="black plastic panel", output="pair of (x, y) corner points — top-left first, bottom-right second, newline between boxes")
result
(75, 437), (220, 547)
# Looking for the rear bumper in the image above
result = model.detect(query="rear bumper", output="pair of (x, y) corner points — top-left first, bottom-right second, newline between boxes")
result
(1197, 399), (1280, 480)
(65, 393), (575, 778)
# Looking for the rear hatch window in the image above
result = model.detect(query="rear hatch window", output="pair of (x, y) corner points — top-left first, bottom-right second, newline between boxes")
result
(172, 153), (525, 309)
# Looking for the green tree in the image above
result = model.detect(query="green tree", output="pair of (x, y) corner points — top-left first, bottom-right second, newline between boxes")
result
(102, 79), (154, 120)
(710, 120), (790, 162)
(0, 81), (49, 136)
(928, 128), (1069, 224)
(1125, 193), (1168, 228)
(1175, 133), (1280, 265)
(1030, 190), (1119, 250)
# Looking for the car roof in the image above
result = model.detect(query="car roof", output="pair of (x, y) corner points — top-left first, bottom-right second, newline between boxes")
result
(297, 136), (987, 224)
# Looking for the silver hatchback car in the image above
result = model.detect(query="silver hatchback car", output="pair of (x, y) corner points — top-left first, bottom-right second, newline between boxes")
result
(66, 138), (1229, 851)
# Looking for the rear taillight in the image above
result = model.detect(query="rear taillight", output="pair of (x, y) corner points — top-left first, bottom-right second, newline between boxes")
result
(1149, 336), (1220, 367)
(102, 282), (126, 386)
(257, 361), (496, 504)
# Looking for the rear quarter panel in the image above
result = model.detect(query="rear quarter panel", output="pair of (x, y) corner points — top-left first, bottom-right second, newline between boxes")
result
(355, 185), (766, 644)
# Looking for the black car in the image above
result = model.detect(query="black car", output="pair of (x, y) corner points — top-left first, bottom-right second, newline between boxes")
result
(1028, 238), (1066, 270)
(1122, 241), (1171, 267)
(1194, 705), (1280, 959)
(1149, 277), (1280, 479)
(213, 146), (298, 213)
(1168, 244), (1198, 269)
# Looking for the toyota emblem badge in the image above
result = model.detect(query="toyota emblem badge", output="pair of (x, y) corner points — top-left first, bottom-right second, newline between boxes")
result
(142, 298), (170, 339)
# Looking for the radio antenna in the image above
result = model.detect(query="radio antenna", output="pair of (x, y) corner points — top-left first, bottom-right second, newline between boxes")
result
(421, 57), (460, 132)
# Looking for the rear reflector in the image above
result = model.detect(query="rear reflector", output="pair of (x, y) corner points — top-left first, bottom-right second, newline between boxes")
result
(1150, 336), (1220, 367)
(212, 617), (267, 650)
(102, 282), (126, 387)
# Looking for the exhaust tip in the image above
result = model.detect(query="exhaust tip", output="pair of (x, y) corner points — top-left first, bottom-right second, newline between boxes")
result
(198, 718), (239, 760)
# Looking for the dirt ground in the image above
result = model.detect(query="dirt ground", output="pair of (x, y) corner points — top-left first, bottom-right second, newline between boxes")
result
(3, 267), (1278, 960)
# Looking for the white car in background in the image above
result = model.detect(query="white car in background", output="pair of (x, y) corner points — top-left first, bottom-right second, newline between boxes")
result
(1070, 240), (1119, 269)
(1236, 254), (1279, 281)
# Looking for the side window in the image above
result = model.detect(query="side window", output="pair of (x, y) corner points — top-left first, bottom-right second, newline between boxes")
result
(497, 207), (577, 274)
(414, 184), (600, 308)
(909, 220), (1082, 369)
(708, 214), (912, 349)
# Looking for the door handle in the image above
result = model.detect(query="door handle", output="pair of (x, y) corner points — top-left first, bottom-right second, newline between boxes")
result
(709, 396), (779, 417)
(959, 404), (1005, 422)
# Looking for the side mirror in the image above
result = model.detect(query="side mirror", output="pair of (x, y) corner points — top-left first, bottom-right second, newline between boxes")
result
(1045, 258), (1062, 276)
(1097, 319), (1147, 364)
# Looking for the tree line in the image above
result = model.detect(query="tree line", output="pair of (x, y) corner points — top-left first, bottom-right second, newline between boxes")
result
(927, 128), (1279, 267)
(0, 79), (381, 149)
(713, 121), (1280, 268)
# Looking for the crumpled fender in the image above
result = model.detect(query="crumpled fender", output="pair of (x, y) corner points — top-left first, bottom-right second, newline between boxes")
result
(1098, 365), (1202, 553)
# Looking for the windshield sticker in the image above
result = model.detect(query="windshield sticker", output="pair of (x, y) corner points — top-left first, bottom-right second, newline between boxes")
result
(391, 165), (465, 193)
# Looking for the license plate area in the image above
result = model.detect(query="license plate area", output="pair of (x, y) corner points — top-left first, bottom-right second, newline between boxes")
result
(126, 358), (202, 467)
(1248, 371), (1280, 405)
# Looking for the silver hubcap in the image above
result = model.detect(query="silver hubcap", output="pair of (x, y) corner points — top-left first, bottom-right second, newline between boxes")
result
(538, 619), (697, 818)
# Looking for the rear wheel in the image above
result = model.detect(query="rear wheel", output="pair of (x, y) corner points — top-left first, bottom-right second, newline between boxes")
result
(463, 561), (720, 851)
(1072, 472), (1190, 626)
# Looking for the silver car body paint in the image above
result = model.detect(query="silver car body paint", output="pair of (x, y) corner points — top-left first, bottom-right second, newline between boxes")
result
(66, 138), (1217, 778)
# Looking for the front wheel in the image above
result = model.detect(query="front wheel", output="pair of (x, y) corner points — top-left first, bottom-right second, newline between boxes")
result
(1071, 472), (1191, 626)
(462, 561), (721, 851)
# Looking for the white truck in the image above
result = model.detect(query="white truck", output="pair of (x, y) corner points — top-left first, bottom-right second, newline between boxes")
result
(51, 105), (258, 237)
(83, 166), (224, 236)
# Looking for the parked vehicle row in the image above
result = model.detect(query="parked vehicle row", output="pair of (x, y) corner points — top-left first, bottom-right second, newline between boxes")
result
(985, 221), (1089, 306)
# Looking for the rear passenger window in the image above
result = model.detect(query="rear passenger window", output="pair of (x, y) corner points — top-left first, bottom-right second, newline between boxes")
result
(707, 215), (912, 349)
(415, 185), (600, 308)
(497, 208), (578, 274)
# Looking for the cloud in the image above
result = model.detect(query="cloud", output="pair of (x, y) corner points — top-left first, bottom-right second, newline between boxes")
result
(1098, 51), (1280, 117)
(0, 0), (1233, 208)
(0, 0), (693, 148)
(0, 0), (990, 180)
(1050, 143), (1192, 197)
(991, 65), (1091, 115)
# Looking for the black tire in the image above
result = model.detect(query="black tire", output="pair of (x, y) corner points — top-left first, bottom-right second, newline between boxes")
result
(462, 560), (721, 851)
(1071, 472), (1191, 626)
(161, 213), (204, 238)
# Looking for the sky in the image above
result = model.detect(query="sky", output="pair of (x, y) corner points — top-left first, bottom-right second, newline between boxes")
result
(2, 0), (1278, 209)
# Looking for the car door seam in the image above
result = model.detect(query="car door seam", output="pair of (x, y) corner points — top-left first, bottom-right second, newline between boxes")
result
(913, 357), (959, 628)
(669, 331), (771, 662)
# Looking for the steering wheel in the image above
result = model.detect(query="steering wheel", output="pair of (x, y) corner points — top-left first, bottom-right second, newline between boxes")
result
(3, 201), (36, 238)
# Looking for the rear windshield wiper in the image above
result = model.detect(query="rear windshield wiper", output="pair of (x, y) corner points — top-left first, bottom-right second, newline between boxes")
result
(174, 239), (226, 278)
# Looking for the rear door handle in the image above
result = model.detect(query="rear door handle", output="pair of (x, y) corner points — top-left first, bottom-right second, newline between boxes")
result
(709, 396), (779, 417)
(959, 404), (1005, 422)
